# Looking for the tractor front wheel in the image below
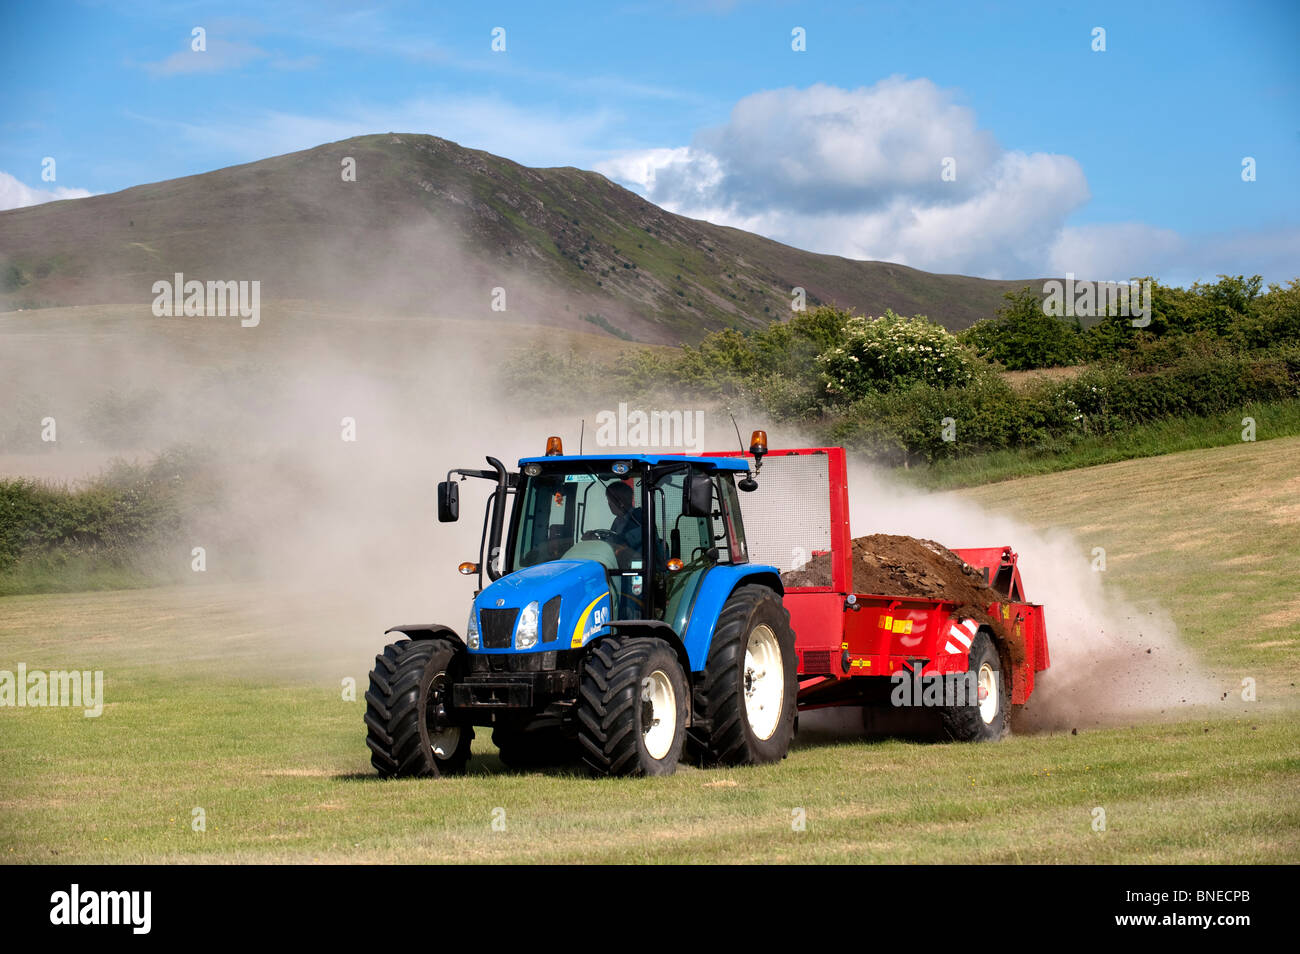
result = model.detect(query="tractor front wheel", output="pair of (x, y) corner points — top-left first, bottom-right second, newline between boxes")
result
(365, 637), (473, 777)
(576, 636), (687, 776)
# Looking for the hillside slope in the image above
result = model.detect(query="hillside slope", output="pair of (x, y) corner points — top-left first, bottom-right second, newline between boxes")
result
(0, 133), (1040, 343)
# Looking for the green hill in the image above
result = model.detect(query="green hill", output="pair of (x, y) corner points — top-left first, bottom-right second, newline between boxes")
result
(0, 133), (1041, 344)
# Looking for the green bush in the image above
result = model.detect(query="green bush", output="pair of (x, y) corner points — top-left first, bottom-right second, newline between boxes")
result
(2, 263), (26, 292)
(961, 286), (1084, 370)
(822, 346), (1300, 465)
(0, 447), (215, 577)
(819, 310), (975, 400)
(1234, 279), (1300, 349)
(1082, 274), (1295, 360)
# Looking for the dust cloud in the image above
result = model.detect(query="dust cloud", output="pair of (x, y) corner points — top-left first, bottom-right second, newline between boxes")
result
(840, 458), (1221, 730)
(1, 310), (1220, 723)
(0, 226), (591, 677)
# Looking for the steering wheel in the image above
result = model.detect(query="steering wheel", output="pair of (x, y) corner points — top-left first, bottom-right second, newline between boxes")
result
(582, 529), (617, 542)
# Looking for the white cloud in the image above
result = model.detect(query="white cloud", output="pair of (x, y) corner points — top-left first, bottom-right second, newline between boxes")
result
(680, 79), (1004, 213)
(0, 171), (93, 211)
(600, 80), (1299, 284)
(1049, 223), (1185, 281)
(1051, 222), (1300, 288)
(139, 17), (322, 77)
(145, 38), (270, 76)
(594, 147), (693, 194)
(598, 79), (1090, 279)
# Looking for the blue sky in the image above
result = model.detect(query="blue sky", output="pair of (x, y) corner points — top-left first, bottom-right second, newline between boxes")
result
(2, 0), (1297, 283)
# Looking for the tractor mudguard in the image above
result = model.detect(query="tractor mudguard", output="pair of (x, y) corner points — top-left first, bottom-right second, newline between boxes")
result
(384, 624), (463, 645)
(679, 565), (784, 671)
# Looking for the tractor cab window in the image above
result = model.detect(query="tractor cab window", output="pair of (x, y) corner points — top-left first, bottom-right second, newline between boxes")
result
(718, 474), (749, 564)
(511, 468), (642, 572)
(648, 467), (747, 628)
(603, 480), (646, 553)
(648, 468), (748, 571)
(509, 466), (651, 620)
(650, 468), (708, 568)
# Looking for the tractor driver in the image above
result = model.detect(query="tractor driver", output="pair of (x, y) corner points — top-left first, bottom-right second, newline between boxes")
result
(605, 481), (644, 553)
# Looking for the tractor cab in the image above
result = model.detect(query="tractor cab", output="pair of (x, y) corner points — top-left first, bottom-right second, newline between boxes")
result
(439, 440), (756, 653)
(508, 452), (753, 628)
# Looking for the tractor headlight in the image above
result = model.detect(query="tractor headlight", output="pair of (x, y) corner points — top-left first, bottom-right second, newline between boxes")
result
(515, 600), (540, 650)
(466, 608), (480, 650)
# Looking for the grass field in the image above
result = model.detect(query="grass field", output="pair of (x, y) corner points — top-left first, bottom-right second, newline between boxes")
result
(2, 439), (1297, 863)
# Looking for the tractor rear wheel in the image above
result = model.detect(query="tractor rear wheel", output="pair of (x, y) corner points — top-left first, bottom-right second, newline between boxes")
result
(687, 584), (797, 767)
(939, 631), (1010, 742)
(365, 637), (473, 777)
(576, 636), (687, 776)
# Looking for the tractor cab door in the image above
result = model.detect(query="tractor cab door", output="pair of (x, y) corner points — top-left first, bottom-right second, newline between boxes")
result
(647, 467), (749, 632)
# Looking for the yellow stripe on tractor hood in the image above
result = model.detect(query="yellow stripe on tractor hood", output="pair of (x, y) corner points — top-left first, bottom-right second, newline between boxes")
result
(571, 591), (611, 649)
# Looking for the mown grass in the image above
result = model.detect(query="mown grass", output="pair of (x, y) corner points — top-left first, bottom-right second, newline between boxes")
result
(907, 398), (1300, 490)
(2, 671), (1294, 864)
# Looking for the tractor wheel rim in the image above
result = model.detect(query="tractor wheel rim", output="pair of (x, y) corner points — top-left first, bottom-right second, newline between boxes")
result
(744, 624), (784, 741)
(641, 669), (676, 760)
(427, 673), (461, 760)
(429, 726), (462, 760)
(977, 663), (998, 724)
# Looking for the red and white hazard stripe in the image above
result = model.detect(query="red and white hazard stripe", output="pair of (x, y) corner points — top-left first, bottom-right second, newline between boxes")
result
(944, 617), (978, 654)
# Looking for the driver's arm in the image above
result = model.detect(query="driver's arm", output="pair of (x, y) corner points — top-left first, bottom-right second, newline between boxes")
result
(620, 509), (644, 550)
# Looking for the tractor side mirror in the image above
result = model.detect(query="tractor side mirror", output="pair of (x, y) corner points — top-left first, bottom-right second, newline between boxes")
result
(683, 473), (713, 518)
(437, 481), (460, 522)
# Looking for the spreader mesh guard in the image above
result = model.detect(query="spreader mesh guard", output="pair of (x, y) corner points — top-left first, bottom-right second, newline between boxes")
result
(739, 453), (833, 573)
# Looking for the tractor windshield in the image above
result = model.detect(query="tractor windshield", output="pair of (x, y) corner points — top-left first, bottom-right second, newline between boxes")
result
(510, 466), (643, 573)
(508, 462), (749, 624)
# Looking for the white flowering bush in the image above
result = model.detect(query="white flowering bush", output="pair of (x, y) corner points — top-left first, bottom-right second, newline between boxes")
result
(818, 310), (976, 399)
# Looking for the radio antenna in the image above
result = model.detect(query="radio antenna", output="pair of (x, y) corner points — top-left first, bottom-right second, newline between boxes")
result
(730, 413), (745, 452)
(579, 419), (585, 455)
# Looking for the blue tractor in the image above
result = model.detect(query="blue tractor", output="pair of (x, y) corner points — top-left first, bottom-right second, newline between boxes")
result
(364, 433), (797, 777)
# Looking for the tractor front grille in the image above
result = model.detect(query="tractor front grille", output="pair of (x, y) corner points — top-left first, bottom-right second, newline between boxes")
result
(479, 608), (519, 649)
(541, 596), (562, 643)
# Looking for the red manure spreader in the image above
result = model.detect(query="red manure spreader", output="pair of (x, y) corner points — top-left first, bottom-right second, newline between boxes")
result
(731, 444), (1052, 741)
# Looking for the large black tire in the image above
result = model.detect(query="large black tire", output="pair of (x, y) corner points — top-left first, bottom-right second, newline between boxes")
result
(492, 724), (576, 770)
(687, 584), (797, 767)
(576, 636), (687, 776)
(939, 630), (1010, 742)
(365, 637), (473, 777)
